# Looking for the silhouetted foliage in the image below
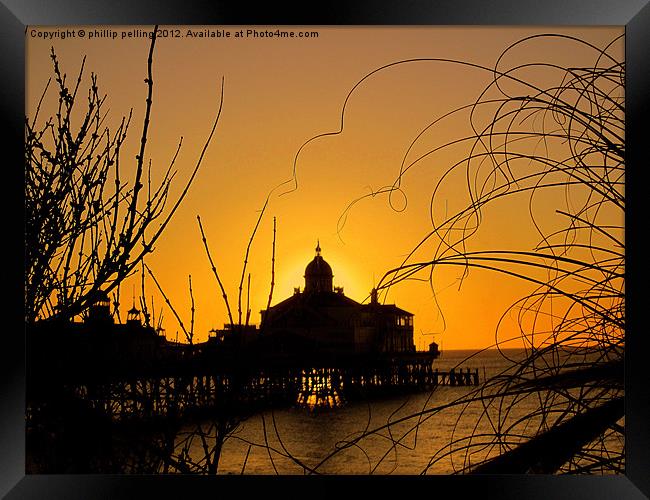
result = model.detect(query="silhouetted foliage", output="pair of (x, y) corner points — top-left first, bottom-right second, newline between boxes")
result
(266, 33), (624, 475)
(25, 28), (224, 326)
(25, 27), (225, 473)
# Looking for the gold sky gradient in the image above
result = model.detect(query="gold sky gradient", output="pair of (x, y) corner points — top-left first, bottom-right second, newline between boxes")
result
(26, 26), (624, 349)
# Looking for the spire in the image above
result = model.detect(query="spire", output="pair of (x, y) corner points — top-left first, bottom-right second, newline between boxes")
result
(316, 239), (321, 256)
(127, 284), (141, 323)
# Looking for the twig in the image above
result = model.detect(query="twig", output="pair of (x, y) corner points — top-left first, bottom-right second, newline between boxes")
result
(197, 215), (235, 327)
(144, 263), (190, 343)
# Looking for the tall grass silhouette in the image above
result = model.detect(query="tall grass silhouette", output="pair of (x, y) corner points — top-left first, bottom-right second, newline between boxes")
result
(271, 32), (624, 475)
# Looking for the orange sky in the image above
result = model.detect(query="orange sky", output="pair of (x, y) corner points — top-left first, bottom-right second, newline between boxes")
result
(26, 26), (623, 349)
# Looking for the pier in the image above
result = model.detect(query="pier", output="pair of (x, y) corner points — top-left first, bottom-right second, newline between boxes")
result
(25, 324), (483, 474)
(28, 332), (480, 420)
(25, 245), (485, 421)
(58, 364), (481, 419)
(26, 309), (483, 425)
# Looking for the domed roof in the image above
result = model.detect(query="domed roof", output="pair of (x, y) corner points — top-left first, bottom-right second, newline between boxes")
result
(305, 241), (333, 277)
(304, 241), (333, 293)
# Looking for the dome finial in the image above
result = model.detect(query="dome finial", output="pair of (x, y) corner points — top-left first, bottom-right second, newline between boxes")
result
(316, 239), (321, 256)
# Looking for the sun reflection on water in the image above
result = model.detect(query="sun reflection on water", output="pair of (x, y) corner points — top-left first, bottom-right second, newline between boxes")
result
(296, 368), (345, 410)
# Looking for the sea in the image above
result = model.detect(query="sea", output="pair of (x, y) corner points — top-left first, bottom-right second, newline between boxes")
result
(182, 348), (552, 475)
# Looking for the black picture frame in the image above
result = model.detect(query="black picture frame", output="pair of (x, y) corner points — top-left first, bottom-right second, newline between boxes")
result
(3, 1), (648, 498)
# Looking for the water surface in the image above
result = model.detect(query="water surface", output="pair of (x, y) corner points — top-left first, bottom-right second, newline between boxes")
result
(189, 348), (539, 474)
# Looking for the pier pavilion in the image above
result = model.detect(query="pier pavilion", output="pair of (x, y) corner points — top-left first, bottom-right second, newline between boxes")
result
(258, 242), (416, 355)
